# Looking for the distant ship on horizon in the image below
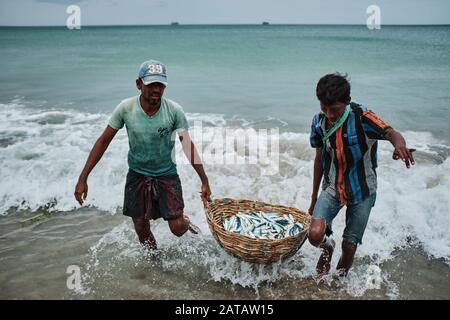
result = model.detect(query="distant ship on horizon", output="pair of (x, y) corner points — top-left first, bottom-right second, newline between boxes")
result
(262, 21), (270, 25)
(171, 22), (179, 25)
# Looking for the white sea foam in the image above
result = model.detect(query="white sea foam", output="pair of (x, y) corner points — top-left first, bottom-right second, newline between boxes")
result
(1, 100), (449, 297)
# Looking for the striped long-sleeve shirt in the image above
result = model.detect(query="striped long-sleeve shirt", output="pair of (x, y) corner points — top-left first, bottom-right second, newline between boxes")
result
(310, 102), (392, 205)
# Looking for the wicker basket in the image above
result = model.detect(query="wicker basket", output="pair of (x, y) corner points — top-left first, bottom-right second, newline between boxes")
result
(205, 198), (311, 264)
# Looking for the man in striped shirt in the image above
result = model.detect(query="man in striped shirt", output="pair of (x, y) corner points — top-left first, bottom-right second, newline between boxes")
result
(308, 73), (415, 279)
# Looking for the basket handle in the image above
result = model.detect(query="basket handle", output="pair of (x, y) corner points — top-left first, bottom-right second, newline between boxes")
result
(203, 196), (213, 212)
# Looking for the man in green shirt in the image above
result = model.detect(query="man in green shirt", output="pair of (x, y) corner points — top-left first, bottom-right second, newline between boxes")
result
(74, 60), (211, 250)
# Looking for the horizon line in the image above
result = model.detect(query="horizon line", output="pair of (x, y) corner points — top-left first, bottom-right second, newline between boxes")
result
(1, 23), (449, 27)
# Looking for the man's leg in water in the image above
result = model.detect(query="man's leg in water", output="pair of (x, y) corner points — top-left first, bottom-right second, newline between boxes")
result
(337, 193), (376, 276)
(336, 240), (357, 276)
(132, 217), (157, 250)
(157, 174), (200, 236)
(308, 191), (341, 278)
(309, 219), (336, 277)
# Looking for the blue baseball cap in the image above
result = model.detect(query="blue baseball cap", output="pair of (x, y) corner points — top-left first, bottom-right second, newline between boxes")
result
(138, 60), (168, 86)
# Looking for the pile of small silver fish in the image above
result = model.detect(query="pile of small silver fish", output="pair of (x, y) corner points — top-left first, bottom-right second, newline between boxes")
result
(222, 211), (304, 239)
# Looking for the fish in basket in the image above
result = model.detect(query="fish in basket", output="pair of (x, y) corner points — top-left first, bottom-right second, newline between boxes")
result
(205, 198), (311, 264)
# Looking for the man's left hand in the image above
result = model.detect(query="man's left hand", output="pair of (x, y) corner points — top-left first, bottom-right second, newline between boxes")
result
(393, 146), (416, 168)
(200, 182), (212, 208)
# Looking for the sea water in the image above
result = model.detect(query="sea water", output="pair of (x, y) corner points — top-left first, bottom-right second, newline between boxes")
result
(0, 25), (449, 299)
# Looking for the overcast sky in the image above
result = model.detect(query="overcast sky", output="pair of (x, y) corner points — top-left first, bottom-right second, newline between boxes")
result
(1, 0), (449, 26)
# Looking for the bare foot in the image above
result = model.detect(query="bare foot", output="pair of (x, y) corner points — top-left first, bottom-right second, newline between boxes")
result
(188, 222), (200, 234)
(183, 214), (201, 234)
(316, 238), (335, 279)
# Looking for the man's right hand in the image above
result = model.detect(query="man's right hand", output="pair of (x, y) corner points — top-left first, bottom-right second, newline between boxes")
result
(308, 196), (318, 216)
(74, 180), (88, 206)
(73, 126), (118, 206)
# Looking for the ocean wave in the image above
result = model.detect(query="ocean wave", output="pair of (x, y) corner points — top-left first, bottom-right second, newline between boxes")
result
(1, 100), (449, 275)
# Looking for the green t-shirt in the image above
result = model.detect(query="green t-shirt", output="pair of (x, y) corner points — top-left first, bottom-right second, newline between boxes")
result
(108, 96), (189, 177)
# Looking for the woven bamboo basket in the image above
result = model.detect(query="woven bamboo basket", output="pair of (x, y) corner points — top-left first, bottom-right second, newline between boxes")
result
(205, 198), (311, 264)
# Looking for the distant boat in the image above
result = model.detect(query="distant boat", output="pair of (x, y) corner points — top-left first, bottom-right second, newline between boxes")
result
(262, 22), (270, 25)
(171, 22), (179, 26)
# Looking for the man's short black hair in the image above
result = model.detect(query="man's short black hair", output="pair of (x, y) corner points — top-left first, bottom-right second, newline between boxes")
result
(316, 73), (351, 106)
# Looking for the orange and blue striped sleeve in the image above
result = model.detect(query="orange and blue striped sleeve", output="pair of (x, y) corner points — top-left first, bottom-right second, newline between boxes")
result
(361, 108), (392, 140)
